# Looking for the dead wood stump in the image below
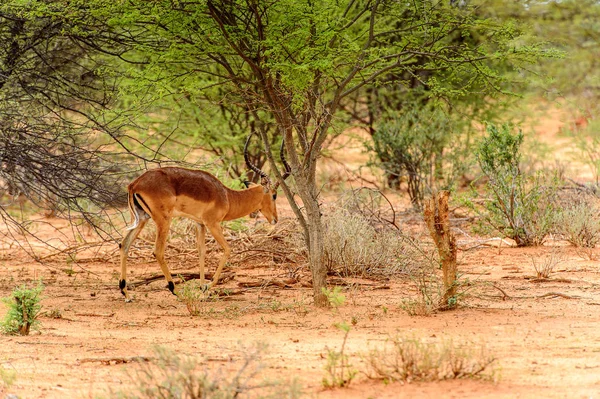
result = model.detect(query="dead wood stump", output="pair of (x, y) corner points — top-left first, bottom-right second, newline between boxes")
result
(424, 190), (458, 310)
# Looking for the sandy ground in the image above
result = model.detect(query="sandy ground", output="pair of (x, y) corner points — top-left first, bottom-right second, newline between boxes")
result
(1, 214), (599, 399)
(1, 102), (600, 399)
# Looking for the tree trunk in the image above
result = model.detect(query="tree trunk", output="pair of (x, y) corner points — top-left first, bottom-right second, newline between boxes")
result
(305, 198), (328, 307)
(423, 190), (457, 310)
(293, 172), (328, 307)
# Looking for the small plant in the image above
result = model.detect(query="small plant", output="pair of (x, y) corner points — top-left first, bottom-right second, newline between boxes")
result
(464, 124), (559, 246)
(322, 321), (357, 389)
(555, 200), (600, 254)
(530, 250), (564, 279)
(1, 281), (44, 336)
(177, 279), (216, 316)
(114, 343), (301, 399)
(401, 265), (443, 316)
(1, 366), (16, 390)
(364, 335), (497, 383)
(321, 287), (357, 388)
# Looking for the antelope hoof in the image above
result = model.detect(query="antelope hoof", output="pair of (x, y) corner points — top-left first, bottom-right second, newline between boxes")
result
(125, 297), (133, 303)
(168, 281), (176, 295)
(201, 283), (212, 293)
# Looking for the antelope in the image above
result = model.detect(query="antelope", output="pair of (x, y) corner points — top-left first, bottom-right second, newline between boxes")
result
(118, 134), (290, 302)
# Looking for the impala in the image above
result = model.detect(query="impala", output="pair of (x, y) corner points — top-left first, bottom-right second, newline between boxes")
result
(118, 134), (290, 302)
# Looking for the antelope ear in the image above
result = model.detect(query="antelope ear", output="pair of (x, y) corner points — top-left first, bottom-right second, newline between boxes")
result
(262, 185), (269, 193)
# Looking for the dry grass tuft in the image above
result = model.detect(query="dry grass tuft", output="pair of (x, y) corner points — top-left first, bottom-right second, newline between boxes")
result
(364, 335), (497, 383)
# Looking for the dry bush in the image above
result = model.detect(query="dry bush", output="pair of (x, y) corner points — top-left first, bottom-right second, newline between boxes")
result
(364, 335), (497, 383)
(555, 198), (600, 251)
(322, 207), (426, 277)
(113, 344), (302, 399)
(529, 250), (564, 279)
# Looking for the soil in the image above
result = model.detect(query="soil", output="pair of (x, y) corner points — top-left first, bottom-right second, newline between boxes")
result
(1, 106), (600, 399)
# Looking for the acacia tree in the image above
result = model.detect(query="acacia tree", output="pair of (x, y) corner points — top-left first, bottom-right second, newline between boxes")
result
(0, 1), (135, 249)
(61, 0), (551, 306)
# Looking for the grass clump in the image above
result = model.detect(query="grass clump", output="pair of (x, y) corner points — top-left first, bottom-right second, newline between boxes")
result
(555, 200), (600, 250)
(1, 281), (44, 336)
(322, 208), (408, 277)
(530, 250), (564, 279)
(400, 265), (444, 316)
(364, 335), (497, 383)
(1, 366), (16, 390)
(115, 343), (302, 399)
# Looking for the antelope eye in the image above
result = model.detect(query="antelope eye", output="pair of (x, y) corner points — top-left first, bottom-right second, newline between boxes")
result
(273, 193), (277, 200)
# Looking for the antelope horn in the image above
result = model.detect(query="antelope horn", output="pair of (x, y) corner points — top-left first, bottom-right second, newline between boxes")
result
(244, 133), (269, 182)
(274, 137), (291, 190)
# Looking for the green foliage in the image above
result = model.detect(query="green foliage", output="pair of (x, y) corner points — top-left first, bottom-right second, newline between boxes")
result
(322, 286), (346, 310)
(322, 320), (357, 389)
(177, 279), (211, 317)
(465, 124), (559, 246)
(369, 104), (470, 209)
(1, 281), (44, 336)
(0, 366), (16, 389)
(567, 117), (600, 184)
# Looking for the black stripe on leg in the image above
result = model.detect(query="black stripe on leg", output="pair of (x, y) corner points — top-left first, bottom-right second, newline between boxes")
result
(119, 279), (127, 295)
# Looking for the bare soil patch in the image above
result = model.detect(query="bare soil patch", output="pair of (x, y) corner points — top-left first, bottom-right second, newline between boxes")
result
(1, 214), (600, 399)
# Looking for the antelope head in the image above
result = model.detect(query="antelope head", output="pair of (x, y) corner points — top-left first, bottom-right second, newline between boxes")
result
(244, 133), (291, 225)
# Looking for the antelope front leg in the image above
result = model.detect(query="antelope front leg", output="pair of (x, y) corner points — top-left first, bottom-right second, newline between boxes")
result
(154, 218), (176, 296)
(205, 223), (231, 290)
(196, 223), (207, 284)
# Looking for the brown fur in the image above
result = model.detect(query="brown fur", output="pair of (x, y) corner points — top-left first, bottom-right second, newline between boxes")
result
(118, 167), (279, 301)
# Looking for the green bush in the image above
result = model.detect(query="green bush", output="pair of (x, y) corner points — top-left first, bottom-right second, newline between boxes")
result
(368, 104), (470, 210)
(1, 282), (44, 336)
(464, 124), (559, 246)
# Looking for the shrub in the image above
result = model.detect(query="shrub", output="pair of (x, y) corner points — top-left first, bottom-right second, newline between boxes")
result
(322, 208), (411, 277)
(555, 200), (600, 249)
(368, 104), (469, 210)
(364, 335), (497, 383)
(530, 250), (564, 279)
(400, 264), (443, 316)
(1, 281), (44, 336)
(465, 124), (559, 246)
(177, 279), (210, 316)
(115, 343), (302, 399)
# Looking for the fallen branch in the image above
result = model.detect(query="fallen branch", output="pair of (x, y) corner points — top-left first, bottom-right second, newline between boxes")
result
(78, 356), (152, 365)
(237, 279), (292, 288)
(528, 277), (574, 283)
(491, 284), (510, 300)
(74, 312), (114, 318)
(537, 292), (581, 300)
(128, 272), (235, 288)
